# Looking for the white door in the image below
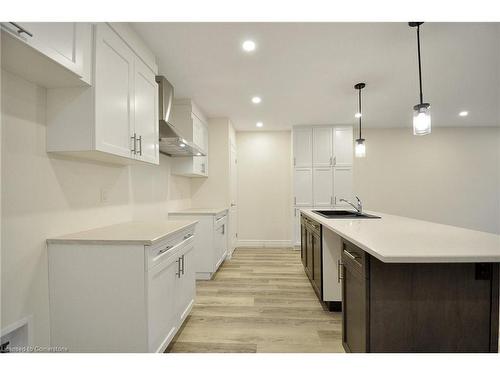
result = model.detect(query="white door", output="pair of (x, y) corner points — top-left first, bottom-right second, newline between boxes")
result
(293, 128), (313, 167)
(134, 57), (159, 165)
(313, 167), (333, 207)
(148, 255), (177, 352)
(313, 127), (333, 167)
(94, 23), (135, 159)
(229, 144), (238, 252)
(333, 127), (353, 167)
(176, 244), (195, 322)
(294, 168), (313, 206)
(333, 167), (354, 206)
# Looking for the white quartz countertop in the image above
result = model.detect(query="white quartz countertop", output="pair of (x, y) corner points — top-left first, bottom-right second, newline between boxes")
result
(301, 209), (500, 263)
(47, 220), (198, 246)
(169, 207), (228, 216)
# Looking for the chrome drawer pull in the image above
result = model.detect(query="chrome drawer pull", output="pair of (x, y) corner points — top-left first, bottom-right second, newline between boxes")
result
(343, 249), (359, 260)
(183, 233), (193, 240)
(10, 22), (33, 37)
(158, 245), (172, 255)
(337, 260), (343, 282)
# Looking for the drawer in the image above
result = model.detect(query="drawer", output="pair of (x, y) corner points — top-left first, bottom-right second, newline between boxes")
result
(147, 227), (195, 269)
(342, 240), (369, 278)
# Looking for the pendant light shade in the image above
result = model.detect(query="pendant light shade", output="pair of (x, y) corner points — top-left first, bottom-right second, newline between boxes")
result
(409, 22), (431, 136)
(354, 82), (366, 158)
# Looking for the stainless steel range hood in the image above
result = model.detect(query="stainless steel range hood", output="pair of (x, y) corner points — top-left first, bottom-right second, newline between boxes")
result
(155, 76), (205, 157)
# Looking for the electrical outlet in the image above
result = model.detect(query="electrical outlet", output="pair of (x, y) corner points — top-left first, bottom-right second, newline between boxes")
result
(100, 188), (109, 203)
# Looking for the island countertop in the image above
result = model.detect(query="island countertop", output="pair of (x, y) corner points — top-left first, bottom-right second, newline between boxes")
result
(301, 209), (500, 263)
(47, 220), (198, 246)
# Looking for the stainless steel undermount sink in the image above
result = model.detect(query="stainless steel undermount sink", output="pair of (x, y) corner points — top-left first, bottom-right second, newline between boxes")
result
(313, 210), (381, 219)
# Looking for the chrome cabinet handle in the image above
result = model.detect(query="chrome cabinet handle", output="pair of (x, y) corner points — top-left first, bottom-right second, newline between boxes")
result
(337, 260), (343, 282)
(221, 224), (225, 235)
(176, 258), (181, 278)
(333, 156), (337, 166)
(334, 196), (337, 205)
(329, 156), (333, 165)
(343, 249), (359, 260)
(293, 157), (296, 166)
(183, 233), (193, 240)
(9, 22), (33, 37)
(158, 245), (172, 256)
(330, 196), (333, 205)
(294, 197), (297, 205)
(181, 255), (185, 275)
(138, 135), (142, 156)
(131, 133), (137, 154)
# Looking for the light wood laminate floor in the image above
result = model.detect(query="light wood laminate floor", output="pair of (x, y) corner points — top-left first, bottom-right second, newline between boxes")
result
(166, 247), (343, 353)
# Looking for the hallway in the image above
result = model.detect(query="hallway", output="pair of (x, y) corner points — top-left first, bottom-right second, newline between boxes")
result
(166, 248), (343, 353)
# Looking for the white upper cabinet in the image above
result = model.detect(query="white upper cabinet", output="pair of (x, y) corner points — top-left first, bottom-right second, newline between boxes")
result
(333, 167), (354, 206)
(170, 99), (209, 177)
(293, 128), (313, 167)
(46, 23), (159, 165)
(94, 23), (135, 159)
(134, 57), (159, 165)
(313, 167), (333, 207)
(333, 127), (353, 166)
(313, 127), (333, 167)
(1, 22), (92, 87)
(294, 168), (313, 206)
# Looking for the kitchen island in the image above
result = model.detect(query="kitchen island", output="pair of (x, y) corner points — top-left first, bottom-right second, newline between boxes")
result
(301, 209), (500, 353)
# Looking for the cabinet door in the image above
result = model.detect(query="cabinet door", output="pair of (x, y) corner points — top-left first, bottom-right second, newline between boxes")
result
(312, 231), (322, 298)
(313, 167), (333, 207)
(333, 127), (353, 166)
(193, 156), (208, 176)
(293, 128), (313, 167)
(134, 57), (159, 165)
(333, 167), (354, 207)
(342, 261), (368, 353)
(313, 127), (333, 166)
(176, 244), (196, 322)
(306, 230), (314, 279)
(294, 168), (313, 206)
(5, 22), (88, 81)
(94, 24), (135, 159)
(148, 256), (178, 352)
(192, 115), (207, 152)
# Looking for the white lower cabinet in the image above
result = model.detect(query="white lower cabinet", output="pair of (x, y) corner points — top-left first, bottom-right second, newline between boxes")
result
(169, 210), (228, 280)
(48, 224), (196, 353)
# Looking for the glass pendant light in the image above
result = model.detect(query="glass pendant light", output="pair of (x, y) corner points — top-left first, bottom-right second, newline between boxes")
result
(354, 82), (366, 158)
(409, 22), (431, 135)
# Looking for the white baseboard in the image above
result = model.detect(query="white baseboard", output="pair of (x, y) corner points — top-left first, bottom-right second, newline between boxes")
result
(236, 240), (293, 248)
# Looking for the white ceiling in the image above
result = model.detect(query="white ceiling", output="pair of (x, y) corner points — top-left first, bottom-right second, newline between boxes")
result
(132, 22), (500, 131)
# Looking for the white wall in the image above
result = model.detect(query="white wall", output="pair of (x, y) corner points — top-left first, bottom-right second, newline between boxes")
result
(236, 131), (292, 246)
(0, 70), (191, 346)
(353, 127), (500, 234)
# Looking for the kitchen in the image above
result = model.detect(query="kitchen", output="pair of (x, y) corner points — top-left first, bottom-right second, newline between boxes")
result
(1, 2), (500, 372)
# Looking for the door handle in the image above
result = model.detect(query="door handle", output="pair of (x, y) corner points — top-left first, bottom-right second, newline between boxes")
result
(337, 260), (343, 283)
(138, 135), (142, 156)
(9, 22), (33, 37)
(181, 254), (185, 275)
(176, 258), (181, 278)
(131, 133), (137, 154)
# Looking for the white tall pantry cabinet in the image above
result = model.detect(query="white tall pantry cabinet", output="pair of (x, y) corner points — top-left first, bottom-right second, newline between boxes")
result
(292, 125), (354, 247)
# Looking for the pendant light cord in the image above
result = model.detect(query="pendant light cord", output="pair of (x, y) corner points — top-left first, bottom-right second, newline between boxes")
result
(358, 87), (362, 139)
(417, 24), (424, 105)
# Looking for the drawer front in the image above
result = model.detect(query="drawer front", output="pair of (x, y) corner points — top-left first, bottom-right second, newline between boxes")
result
(147, 227), (195, 269)
(342, 240), (368, 278)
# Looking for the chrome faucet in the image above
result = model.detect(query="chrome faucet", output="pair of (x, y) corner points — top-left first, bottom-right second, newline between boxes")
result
(340, 196), (363, 213)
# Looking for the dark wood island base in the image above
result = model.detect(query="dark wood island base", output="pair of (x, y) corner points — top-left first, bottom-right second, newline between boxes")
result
(341, 239), (499, 353)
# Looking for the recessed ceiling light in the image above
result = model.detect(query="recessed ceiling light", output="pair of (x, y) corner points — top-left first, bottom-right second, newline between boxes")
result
(256, 122), (263, 128)
(242, 40), (256, 52)
(251, 96), (262, 104)
(459, 111), (468, 117)
(354, 112), (362, 118)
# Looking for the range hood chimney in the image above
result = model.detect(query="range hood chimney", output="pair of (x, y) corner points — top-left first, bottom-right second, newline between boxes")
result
(155, 76), (205, 157)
